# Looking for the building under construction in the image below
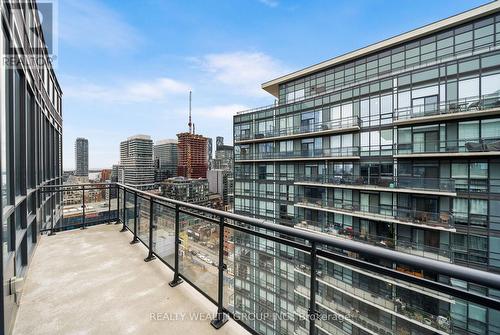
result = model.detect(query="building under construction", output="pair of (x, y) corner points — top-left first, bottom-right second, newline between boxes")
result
(177, 91), (208, 179)
(177, 132), (208, 178)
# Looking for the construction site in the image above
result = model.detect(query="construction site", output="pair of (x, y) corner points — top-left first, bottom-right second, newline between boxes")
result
(177, 91), (209, 179)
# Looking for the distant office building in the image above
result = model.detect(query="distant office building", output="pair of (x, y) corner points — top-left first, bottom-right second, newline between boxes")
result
(119, 135), (155, 187)
(74, 138), (89, 177)
(208, 137), (213, 161)
(111, 164), (121, 182)
(207, 170), (233, 209)
(100, 169), (112, 182)
(160, 177), (209, 205)
(216, 136), (224, 150)
(154, 139), (178, 182)
(212, 137), (233, 171)
(177, 132), (208, 179)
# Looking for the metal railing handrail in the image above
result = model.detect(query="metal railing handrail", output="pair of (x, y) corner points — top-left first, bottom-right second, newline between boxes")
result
(46, 182), (500, 291)
(394, 93), (500, 120)
(234, 116), (361, 142)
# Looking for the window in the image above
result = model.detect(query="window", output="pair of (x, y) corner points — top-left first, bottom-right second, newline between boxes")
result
(2, 31), (12, 207)
(459, 121), (479, 141)
(453, 198), (468, 222)
(481, 118), (500, 138)
(27, 90), (35, 189)
(481, 73), (500, 97)
(458, 77), (479, 100)
(14, 70), (25, 197)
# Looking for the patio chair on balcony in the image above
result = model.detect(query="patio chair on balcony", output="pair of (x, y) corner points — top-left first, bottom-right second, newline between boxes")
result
(467, 100), (481, 111)
(440, 212), (450, 226)
(448, 102), (460, 113)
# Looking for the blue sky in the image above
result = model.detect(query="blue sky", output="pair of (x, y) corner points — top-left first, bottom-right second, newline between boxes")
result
(58, 0), (488, 170)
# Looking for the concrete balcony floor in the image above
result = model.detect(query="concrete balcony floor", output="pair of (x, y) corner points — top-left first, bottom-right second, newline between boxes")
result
(13, 224), (248, 335)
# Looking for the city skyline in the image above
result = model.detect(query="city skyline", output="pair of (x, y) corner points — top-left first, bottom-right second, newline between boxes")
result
(60, 0), (485, 170)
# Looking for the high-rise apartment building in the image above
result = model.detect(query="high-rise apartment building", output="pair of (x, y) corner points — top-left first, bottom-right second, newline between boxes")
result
(208, 137), (213, 162)
(119, 135), (155, 187)
(154, 139), (178, 182)
(213, 137), (234, 171)
(177, 132), (208, 179)
(74, 137), (88, 177)
(0, 1), (63, 332)
(233, 2), (500, 335)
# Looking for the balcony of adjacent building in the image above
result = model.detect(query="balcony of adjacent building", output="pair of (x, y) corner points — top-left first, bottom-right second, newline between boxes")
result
(234, 147), (360, 162)
(394, 136), (500, 158)
(294, 196), (455, 231)
(234, 116), (361, 144)
(294, 282), (451, 335)
(294, 174), (457, 197)
(394, 93), (500, 126)
(293, 261), (455, 335)
(12, 183), (500, 335)
(292, 219), (453, 262)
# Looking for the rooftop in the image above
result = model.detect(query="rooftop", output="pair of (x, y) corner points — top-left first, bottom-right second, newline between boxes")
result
(261, 1), (500, 97)
(13, 224), (248, 335)
(126, 134), (152, 141)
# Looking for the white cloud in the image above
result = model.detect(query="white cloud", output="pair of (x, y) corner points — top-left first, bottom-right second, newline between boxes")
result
(64, 77), (190, 103)
(194, 51), (288, 97)
(258, 0), (279, 7)
(59, 0), (141, 51)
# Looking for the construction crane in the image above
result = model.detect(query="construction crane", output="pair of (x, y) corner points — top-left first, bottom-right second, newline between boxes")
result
(187, 91), (192, 178)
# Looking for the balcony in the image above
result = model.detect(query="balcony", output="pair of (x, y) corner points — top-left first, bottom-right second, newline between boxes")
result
(234, 117), (360, 144)
(14, 224), (247, 335)
(394, 137), (500, 158)
(17, 183), (500, 335)
(234, 147), (360, 162)
(394, 93), (500, 125)
(295, 196), (455, 231)
(294, 175), (457, 196)
(293, 220), (452, 262)
(295, 282), (450, 335)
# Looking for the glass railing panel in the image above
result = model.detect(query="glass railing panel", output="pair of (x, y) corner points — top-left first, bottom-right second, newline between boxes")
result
(119, 188), (125, 223)
(295, 174), (456, 193)
(312, 251), (454, 335)
(296, 196), (454, 229)
(222, 225), (235, 314)
(82, 185), (110, 227)
(124, 191), (135, 229)
(152, 202), (176, 266)
(137, 196), (150, 246)
(109, 186), (118, 223)
(395, 93), (500, 120)
(397, 137), (500, 155)
(228, 224), (312, 334)
(178, 211), (220, 301)
(61, 185), (83, 230)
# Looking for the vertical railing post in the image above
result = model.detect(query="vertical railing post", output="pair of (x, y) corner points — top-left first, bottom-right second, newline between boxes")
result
(169, 204), (183, 287)
(81, 185), (87, 229)
(144, 198), (156, 262)
(130, 192), (139, 244)
(211, 215), (228, 329)
(120, 188), (127, 232)
(115, 185), (121, 225)
(308, 241), (319, 334)
(107, 184), (112, 224)
(48, 187), (56, 236)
